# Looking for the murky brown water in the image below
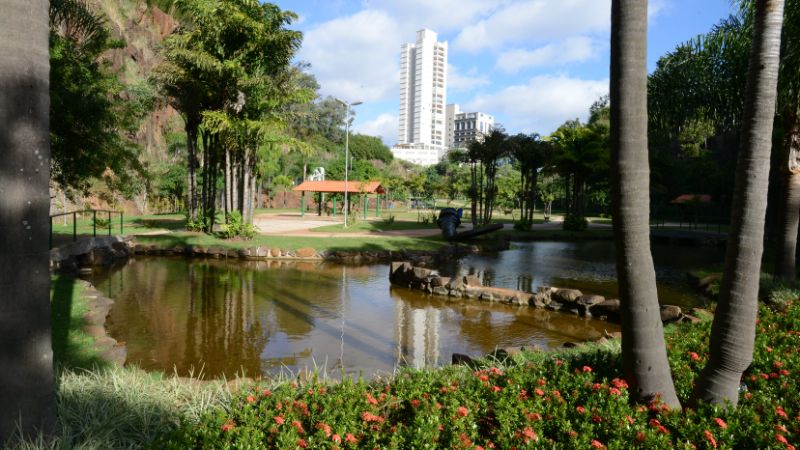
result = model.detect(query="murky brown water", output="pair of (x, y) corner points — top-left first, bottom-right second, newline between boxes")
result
(88, 241), (716, 379)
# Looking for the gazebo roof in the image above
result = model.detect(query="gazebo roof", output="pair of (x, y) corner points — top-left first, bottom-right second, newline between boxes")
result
(292, 180), (385, 194)
(670, 194), (712, 204)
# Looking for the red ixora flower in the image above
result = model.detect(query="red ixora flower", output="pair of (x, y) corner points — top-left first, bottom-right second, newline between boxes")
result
(609, 387), (622, 396)
(776, 406), (789, 419)
(704, 430), (717, 449)
(521, 427), (538, 443)
(246, 395), (255, 404)
(582, 366), (593, 373)
(297, 438), (308, 448)
(221, 419), (235, 432)
(273, 415), (284, 425)
(611, 378), (629, 389)
(590, 439), (606, 449)
(576, 406), (586, 414)
(689, 351), (701, 361)
(361, 411), (385, 423)
(458, 406), (469, 417)
(713, 418), (728, 429)
(345, 433), (357, 444)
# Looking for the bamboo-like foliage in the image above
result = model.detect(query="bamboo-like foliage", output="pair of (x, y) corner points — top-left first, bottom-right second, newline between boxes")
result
(152, 0), (311, 232)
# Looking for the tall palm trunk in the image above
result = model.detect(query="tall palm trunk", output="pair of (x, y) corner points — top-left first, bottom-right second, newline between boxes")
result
(610, 0), (680, 408)
(0, 0), (57, 438)
(774, 116), (800, 281)
(186, 117), (199, 220)
(692, 0), (784, 407)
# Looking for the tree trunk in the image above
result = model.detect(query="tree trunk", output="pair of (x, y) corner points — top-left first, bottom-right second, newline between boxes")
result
(692, 0), (784, 408)
(224, 147), (230, 220)
(774, 117), (800, 281)
(186, 117), (199, 221)
(0, 0), (57, 438)
(610, 0), (680, 408)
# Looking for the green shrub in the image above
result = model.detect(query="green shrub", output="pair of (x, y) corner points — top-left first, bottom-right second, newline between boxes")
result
(185, 213), (208, 232)
(563, 214), (588, 231)
(513, 219), (533, 231)
(92, 217), (111, 229)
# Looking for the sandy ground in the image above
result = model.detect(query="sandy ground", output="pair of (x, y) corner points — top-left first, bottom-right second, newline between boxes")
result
(250, 212), (602, 238)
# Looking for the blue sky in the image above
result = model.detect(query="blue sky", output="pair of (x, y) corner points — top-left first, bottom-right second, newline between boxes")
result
(272, 0), (737, 145)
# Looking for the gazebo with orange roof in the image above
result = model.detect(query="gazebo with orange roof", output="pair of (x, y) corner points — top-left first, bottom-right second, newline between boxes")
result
(292, 180), (386, 217)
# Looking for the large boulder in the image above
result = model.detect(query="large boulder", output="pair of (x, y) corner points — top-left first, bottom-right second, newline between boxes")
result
(463, 275), (482, 287)
(589, 299), (620, 319)
(430, 276), (450, 287)
(296, 247), (317, 258)
(552, 288), (582, 303)
(660, 305), (683, 323)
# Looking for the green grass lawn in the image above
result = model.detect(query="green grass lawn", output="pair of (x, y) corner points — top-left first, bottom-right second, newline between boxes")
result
(134, 231), (446, 253)
(310, 220), (439, 233)
(50, 276), (107, 371)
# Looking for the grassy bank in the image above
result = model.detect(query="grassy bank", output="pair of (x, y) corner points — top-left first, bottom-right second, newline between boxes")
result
(133, 232), (446, 253)
(6, 278), (232, 450)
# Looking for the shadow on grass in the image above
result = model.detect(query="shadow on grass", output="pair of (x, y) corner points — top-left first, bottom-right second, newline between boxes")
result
(50, 276), (109, 372)
(129, 217), (186, 231)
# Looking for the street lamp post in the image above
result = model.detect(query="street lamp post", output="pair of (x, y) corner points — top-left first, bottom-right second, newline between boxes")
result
(336, 99), (362, 228)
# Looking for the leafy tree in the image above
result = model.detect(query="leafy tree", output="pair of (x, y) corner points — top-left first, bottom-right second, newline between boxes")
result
(273, 174), (293, 208)
(609, 0), (680, 408)
(549, 119), (608, 219)
(509, 133), (550, 222)
(49, 0), (149, 192)
(154, 0), (306, 231)
(348, 134), (393, 163)
(0, 0), (57, 439)
(466, 129), (511, 224)
(692, 0), (784, 408)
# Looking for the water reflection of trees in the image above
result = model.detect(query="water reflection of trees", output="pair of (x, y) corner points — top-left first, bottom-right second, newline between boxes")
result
(389, 287), (617, 358)
(97, 258), (625, 378)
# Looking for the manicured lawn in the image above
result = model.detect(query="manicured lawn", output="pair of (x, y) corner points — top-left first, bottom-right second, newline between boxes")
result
(310, 220), (439, 233)
(50, 276), (107, 371)
(134, 231), (446, 252)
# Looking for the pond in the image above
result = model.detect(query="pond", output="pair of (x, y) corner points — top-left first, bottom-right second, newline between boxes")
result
(88, 240), (720, 379)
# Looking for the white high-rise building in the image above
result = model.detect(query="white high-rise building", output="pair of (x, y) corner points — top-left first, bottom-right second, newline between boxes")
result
(392, 29), (448, 166)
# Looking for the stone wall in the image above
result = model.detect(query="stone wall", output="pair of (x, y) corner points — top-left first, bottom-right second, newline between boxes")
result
(389, 262), (688, 324)
(50, 236), (135, 274)
(131, 239), (510, 265)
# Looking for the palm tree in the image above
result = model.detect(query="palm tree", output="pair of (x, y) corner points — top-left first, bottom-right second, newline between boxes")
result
(692, 0), (784, 407)
(609, 0), (680, 408)
(772, 0), (800, 281)
(274, 174), (294, 208)
(0, 0), (57, 438)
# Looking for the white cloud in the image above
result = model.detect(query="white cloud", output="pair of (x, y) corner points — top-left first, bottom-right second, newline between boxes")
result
(465, 74), (608, 134)
(453, 0), (611, 53)
(496, 36), (601, 72)
(298, 10), (401, 103)
(361, 0), (500, 34)
(448, 64), (491, 92)
(354, 113), (397, 146)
